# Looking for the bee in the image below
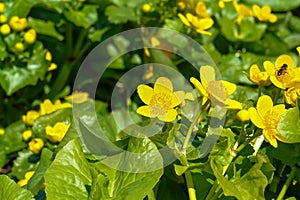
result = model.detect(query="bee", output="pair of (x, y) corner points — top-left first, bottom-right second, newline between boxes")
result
(277, 64), (288, 76)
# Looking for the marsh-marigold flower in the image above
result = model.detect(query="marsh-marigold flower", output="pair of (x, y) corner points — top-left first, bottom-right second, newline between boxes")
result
(284, 86), (300, 107)
(46, 122), (71, 143)
(45, 51), (52, 61)
(233, 1), (253, 24)
(178, 13), (214, 35)
(15, 42), (24, 52)
(142, 3), (151, 13)
(0, 24), (10, 35)
(0, 2), (4, 13)
(9, 16), (27, 32)
(0, 14), (7, 23)
(40, 99), (72, 115)
(252, 4), (277, 23)
(246, 64), (271, 86)
(29, 138), (44, 154)
(24, 29), (36, 44)
(136, 77), (185, 122)
(195, 2), (210, 18)
(236, 109), (250, 122)
(22, 110), (40, 126)
(18, 171), (35, 187)
(190, 65), (242, 110)
(0, 128), (4, 136)
(218, 0), (232, 8)
(248, 95), (288, 148)
(47, 63), (57, 71)
(264, 55), (300, 89)
(22, 130), (32, 141)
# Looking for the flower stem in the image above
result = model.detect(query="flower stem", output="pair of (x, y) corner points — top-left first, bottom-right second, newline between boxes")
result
(273, 87), (282, 104)
(179, 155), (197, 200)
(258, 84), (262, 97)
(276, 166), (297, 200)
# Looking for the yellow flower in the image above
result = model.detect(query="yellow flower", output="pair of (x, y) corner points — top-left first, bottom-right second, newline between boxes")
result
(142, 3), (151, 13)
(29, 138), (44, 154)
(17, 171), (35, 187)
(0, 2), (4, 13)
(15, 42), (24, 52)
(65, 91), (90, 103)
(246, 64), (271, 86)
(284, 86), (300, 107)
(22, 130), (33, 141)
(248, 95), (288, 148)
(178, 13), (214, 35)
(195, 2), (210, 18)
(0, 24), (10, 35)
(46, 122), (71, 143)
(39, 99), (72, 115)
(9, 16), (27, 32)
(190, 65), (242, 110)
(0, 14), (7, 23)
(297, 46), (300, 56)
(0, 128), (4, 136)
(236, 109), (250, 122)
(22, 110), (40, 126)
(136, 77), (185, 122)
(24, 29), (36, 44)
(252, 4), (277, 23)
(233, 0), (253, 24)
(45, 51), (52, 61)
(218, 0), (232, 8)
(264, 55), (300, 89)
(47, 63), (57, 71)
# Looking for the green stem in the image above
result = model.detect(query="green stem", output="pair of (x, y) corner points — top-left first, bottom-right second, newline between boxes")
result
(210, 186), (223, 200)
(273, 87), (281, 104)
(205, 181), (219, 200)
(185, 170), (197, 200)
(258, 84), (262, 98)
(73, 29), (88, 57)
(276, 166), (297, 200)
(66, 23), (73, 58)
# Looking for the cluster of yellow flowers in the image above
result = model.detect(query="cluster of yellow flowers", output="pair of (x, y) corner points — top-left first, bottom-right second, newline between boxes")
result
(233, 1), (277, 24)
(22, 99), (72, 154)
(178, 1), (214, 35)
(137, 66), (241, 122)
(0, 2), (57, 71)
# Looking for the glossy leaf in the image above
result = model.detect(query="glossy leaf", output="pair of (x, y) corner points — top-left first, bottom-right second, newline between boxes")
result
(64, 5), (98, 28)
(0, 175), (34, 200)
(277, 107), (300, 143)
(44, 139), (92, 199)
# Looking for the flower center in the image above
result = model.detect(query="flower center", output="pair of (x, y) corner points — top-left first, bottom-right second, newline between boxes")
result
(275, 63), (294, 85)
(149, 92), (173, 116)
(264, 110), (279, 129)
(207, 81), (227, 102)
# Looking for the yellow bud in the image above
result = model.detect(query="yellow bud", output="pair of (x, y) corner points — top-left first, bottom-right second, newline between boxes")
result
(0, 24), (10, 35)
(47, 63), (57, 71)
(24, 29), (36, 44)
(45, 51), (52, 61)
(22, 110), (40, 126)
(177, 1), (186, 9)
(17, 179), (28, 187)
(9, 16), (27, 32)
(0, 3), (5, 13)
(29, 138), (44, 154)
(24, 171), (35, 180)
(0, 128), (4, 136)
(236, 109), (250, 122)
(22, 130), (33, 141)
(0, 14), (7, 23)
(15, 42), (24, 52)
(142, 3), (151, 13)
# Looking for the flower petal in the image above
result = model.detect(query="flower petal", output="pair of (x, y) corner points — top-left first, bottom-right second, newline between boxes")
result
(275, 54), (295, 69)
(257, 95), (273, 118)
(272, 104), (286, 118)
(190, 77), (209, 98)
(158, 109), (177, 122)
(293, 67), (300, 81)
(249, 64), (260, 84)
(200, 66), (215, 89)
(225, 98), (242, 110)
(263, 60), (275, 76)
(173, 91), (185, 106)
(270, 76), (285, 89)
(154, 77), (173, 93)
(136, 106), (151, 117)
(178, 13), (191, 27)
(263, 129), (278, 148)
(221, 80), (237, 96)
(137, 84), (153, 105)
(248, 107), (265, 128)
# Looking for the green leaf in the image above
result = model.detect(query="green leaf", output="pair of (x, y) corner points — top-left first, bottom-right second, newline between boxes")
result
(27, 148), (53, 195)
(105, 5), (138, 24)
(88, 28), (110, 42)
(267, 143), (300, 166)
(277, 107), (300, 143)
(89, 136), (163, 200)
(10, 150), (38, 180)
(156, 175), (188, 200)
(44, 139), (92, 199)
(0, 175), (34, 200)
(64, 5), (98, 28)
(27, 17), (64, 41)
(243, 0), (300, 11)
(210, 157), (268, 200)
(0, 42), (48, 95)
